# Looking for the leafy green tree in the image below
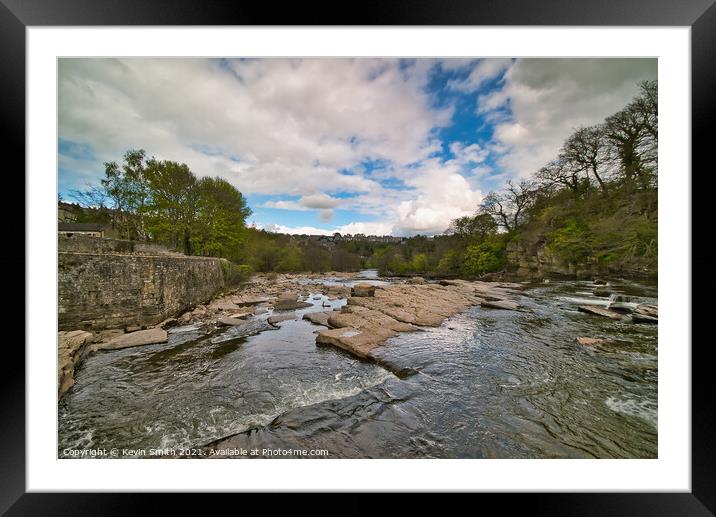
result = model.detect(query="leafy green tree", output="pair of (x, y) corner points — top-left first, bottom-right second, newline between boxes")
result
(194, 176), (252, 259)
(142, 159), (199, 254)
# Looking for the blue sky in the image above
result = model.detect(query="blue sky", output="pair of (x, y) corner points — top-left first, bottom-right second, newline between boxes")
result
(58, 58), (656, 236)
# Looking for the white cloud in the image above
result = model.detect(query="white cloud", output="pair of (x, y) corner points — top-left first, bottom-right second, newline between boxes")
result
(447, 58), (512, 93)
(59, 58), (451, 197)
(392, 159), (483, 236)
(59, 57), (657, 237)
(478, 58), (658, 180)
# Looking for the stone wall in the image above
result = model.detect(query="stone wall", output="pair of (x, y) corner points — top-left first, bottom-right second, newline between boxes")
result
(59, 237), (226, 331)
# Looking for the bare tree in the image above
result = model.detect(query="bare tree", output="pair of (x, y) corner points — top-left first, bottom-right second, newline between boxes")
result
(481, 179), (536, 232)
(536, 157), (580, 192)
(68, 184), (109, 208)
(561, 125), (610, 195)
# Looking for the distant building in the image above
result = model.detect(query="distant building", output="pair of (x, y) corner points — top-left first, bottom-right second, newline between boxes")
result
(58, 222), (106, 238)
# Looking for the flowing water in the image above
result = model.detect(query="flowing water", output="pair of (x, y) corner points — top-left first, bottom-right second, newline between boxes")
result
(58, 271), (657, 458)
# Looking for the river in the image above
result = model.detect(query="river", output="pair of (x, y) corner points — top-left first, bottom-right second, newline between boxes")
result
(58, 271), (657, 458)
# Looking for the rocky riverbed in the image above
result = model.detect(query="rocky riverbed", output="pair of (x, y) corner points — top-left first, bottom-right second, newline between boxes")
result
(58, 271), (658, 458)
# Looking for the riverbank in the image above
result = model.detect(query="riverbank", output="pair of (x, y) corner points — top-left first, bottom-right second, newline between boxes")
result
(58, 271), (657, 399)
(58, 273), (659, 458)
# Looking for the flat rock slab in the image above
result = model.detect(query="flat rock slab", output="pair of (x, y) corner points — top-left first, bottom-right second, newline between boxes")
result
(316, 327), (393, 358)
(274, 300), (312, 310)
(218, 316), (246, 326)
(634, 304), (658, 319)
(351, 284), (377, 297)
(576, 337), (605, 346)
(58, 330), (94, 398)
(208, 299), (242, 311)
(632, 313), (658, 324)
(577, 305), (625, 320)
(481, 299), (519, 310)
(315, 281), (503, 359)
(268, 313), (296, 325)
(99, 328), (168, 350)
(227, 311), (252, 320)
(302, 311), (334, 327)
(233, 297), (271, 306)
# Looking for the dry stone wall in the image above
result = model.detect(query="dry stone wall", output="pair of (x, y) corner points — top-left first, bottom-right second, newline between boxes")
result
(58, 237), (226, 331)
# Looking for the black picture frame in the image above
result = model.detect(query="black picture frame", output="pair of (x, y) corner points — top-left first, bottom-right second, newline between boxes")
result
(4, 0), (713, 512)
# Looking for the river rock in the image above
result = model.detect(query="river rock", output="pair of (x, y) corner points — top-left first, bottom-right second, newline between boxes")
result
(326, 285), (351, 298)
(274, 292), (313, 310)
(99, 328), (125, 342)
(576, 336), (605, 346)
(351, 284), (376, 297)
(593, 287), (611, 297)
(157, 317), (178, 329)
(218, 316), (245, 326)
(634, 304), (658, 318)
(632, 304), (658, 324)
(577, 305), (625, 320)
(268, 312), (296, 326)
(316, 327), (394, 358)
(481, 299), (519, 310)
(227, 311), (252, 320)
(303, 311), (333, 327)
(593, 278), (607, 285)
(233, 296), (271, 306)
(58, 330), (94, 398)
(208, 298), (241, 311)
(409, 276), (426, 284)
(99, 328), (168, 350)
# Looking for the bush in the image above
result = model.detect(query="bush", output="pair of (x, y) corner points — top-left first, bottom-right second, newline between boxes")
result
(463, 239), (505, 276)
(220, 259), (252, 286)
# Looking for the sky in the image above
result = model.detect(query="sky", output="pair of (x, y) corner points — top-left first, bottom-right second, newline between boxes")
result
(58, 58), (657, 237)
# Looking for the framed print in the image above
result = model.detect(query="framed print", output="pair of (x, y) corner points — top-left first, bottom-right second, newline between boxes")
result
(3, 0), (714, 512)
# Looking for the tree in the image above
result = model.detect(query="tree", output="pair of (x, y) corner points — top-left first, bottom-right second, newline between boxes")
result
(536, 157), (580, 192)
(142, 159), (199, 254)
(194, 176), (252, 259)
(481, 179), (536, 232)
(447, 212), (498, 240)
(604, 99), (655, 191)
(101, 149), (150, 239)
(561, 125), (610, 194)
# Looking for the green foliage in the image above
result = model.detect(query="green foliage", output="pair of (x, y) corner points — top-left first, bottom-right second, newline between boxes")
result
(220, 260), (252, 286)
(546, 218), (591, 263)
(463, 238), (506, 276)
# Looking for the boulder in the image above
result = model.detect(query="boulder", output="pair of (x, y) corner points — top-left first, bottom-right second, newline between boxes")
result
(577, 305), (625, 320)
(576, 336), (605, 346)
(351, 283), (376, 297)
(99, 328), (168, 350)
(268, 313), (296, 326)
(481, 299), (519, 310)
(593, 278), (607, 285)
(409, 276), (426, 284)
